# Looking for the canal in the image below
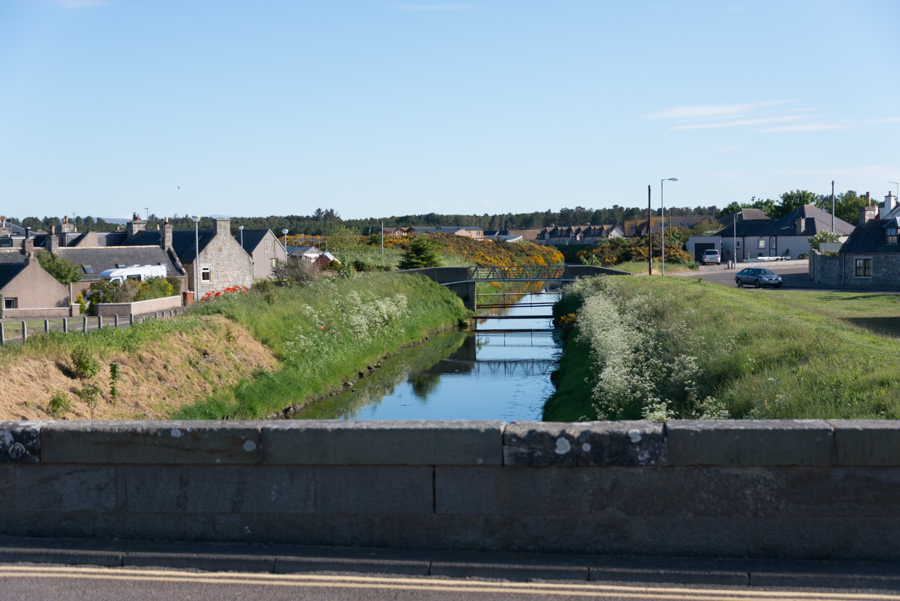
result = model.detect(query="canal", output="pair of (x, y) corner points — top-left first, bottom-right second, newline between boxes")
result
(294, 291), (561, 421)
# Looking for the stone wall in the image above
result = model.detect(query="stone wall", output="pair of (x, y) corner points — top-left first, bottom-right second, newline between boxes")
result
(1, 419), (898, 561)
(95, 295), (182, 318)
(809, 250), (842, 285)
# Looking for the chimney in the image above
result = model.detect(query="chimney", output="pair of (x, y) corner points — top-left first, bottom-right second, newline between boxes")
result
(22, 236), (33, 257)
(859, 204), (878, 225)
(866, 192), (871, 206)
(49, 226), (60, 253)
(126, 213), (146, 240)
(60, 215), (76, 233)
(795, 218), (804, 235)
(160, 217), (173, 250)
(881, 191), (898, 219)
(215, 218), (231, 238)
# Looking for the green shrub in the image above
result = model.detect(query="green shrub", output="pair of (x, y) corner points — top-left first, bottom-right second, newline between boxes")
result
(76, 384), (102, 418)
(48, 390), (71, 417)
(398, 236), (442, 269)
(252, 279), (275, 294)
(71, 347), (100, 379)
(134, 277), (174, 301)
(109, 361), (121, 404)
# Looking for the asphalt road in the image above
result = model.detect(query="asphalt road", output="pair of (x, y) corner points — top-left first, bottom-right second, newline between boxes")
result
(673, 262), (900, 294)
(3, 566), (898, 601)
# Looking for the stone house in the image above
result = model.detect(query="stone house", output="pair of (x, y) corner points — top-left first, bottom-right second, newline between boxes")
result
(117, 216), (249, 296)
(57, 245), (185, 300)
(407, 226), (484, 239)
(0, 256), (70, 318)
(811, 197), (900, 288)
(236, 229), (287, 280)
(287, 245), (324, 263)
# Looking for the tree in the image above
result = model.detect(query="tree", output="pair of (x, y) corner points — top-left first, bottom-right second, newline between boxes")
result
(818, 190), (867, 224)
(808, 231), (841, 251)
(36, 251), (82, 285)
(773, 190), (819, 219)
(398, 236), (442, 269)
(689, 218), (724, 237)
(327, 225), (362, 253)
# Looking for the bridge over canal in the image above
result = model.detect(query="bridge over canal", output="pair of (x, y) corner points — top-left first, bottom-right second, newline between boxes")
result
(399, 265), (630, 310)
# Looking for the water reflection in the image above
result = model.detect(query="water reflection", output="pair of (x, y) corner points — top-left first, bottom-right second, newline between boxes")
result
(294, 292), (560, 421)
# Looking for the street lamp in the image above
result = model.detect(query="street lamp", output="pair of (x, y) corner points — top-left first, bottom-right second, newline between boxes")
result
(239, 225), (244, 250)
(282, 229), (289, 254)
(660, 178), (678, 275)
(890, 182), (899, 198)
(192, 215), (200, 298)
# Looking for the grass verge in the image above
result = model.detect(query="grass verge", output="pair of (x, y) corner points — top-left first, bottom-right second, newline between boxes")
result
(544, 275), (900, 421)
(173, 272), (469, 419)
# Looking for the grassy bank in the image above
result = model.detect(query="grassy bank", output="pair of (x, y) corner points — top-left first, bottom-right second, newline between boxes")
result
(0, 314), (276, 421)
(614, 259), (698, 275)
(544, 276), (900, 421)
(174, 272), (469, 419)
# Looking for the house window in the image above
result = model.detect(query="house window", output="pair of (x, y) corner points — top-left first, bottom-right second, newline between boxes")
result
(887, 228), (898, 245)
(201, 266), (211, 282)
(4, 298), (17, 309)
(265, 240), (274, 253)
(736, 240), (742, 248)
(757, 239), (766, 249)
(855, 258), (872, 277)
(83, 265), (94, 274)
(270, 258), (277, 268)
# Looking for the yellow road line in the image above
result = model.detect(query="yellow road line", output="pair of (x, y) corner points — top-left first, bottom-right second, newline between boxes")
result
(0, 566), (897, 600)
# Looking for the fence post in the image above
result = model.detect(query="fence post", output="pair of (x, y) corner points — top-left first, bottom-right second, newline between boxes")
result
(63, 318), (68, 334)
(130, 313), (134, 326)
(22, 320), (27, 342)
(98, 316), (102, 330)
(82, 316), (87, 333)
(44, 320), (49, 334)
(114, 314), (119, 328)
(0, 323), (4, 345)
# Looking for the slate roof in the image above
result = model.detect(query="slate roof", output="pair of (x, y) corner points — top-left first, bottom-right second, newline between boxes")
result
(120, 229), (212, 264)
(0, 263), (27, 289)
(287, 245), (322, 257)
(236, 229), (275, 253)
(717, 205), (854, 238)
(840, 219), (900, 254)
(57, 247), (184, 280)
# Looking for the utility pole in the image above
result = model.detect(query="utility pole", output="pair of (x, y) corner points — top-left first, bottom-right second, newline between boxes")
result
(648, 185), (652, 276)
(381, 220), (384, 259)
(831, 180), (835, 233)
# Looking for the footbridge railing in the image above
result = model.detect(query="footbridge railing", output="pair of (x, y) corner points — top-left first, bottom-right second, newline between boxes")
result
(468, 265), (567, 282)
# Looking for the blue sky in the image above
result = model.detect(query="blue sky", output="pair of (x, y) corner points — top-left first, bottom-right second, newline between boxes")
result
(1, 0), (898, 221)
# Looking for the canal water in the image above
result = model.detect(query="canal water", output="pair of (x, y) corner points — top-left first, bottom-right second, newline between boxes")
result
(294, 291), (561, 421)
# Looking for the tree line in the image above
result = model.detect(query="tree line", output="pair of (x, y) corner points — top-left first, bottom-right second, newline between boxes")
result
(7, 190), (872, 237)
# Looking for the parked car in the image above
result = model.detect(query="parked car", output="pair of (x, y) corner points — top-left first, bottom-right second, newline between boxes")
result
(702, 249), (721, 265)
(735, 268), (783, 288)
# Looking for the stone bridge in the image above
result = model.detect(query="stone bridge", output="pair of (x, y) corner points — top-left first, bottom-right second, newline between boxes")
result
(399, 265), (630, 310)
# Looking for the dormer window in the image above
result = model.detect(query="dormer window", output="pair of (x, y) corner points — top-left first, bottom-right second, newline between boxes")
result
(887, 227), (898, 245)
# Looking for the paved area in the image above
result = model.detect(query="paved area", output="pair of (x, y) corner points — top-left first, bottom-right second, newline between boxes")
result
(0, 536), (899, 600)
(674, 262), (900, 294)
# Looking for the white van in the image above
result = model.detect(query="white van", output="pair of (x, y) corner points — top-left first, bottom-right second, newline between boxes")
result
(98, 265), (168, 283)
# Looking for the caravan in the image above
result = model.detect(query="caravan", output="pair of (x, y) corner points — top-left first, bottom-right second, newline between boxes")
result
(98, 265), (168, 283)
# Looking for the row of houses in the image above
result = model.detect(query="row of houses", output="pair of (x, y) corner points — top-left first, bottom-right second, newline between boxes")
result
(0, 216), (289, 316)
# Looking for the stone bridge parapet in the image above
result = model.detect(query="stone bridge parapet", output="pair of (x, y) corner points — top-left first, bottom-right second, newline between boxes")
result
(1, 419), (898, 560)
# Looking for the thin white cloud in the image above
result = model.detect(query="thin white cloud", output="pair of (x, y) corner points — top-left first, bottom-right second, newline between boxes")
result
(642, 101), (787, 120)
(393, 4), (474, 10)
(756, 123), (845, 133)
(673, 116), (806, 131)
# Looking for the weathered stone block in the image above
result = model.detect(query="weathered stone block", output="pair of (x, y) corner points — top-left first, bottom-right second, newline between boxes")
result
(785, 468), (900, 516)
(435, 467), (547, 516)
(748, 517), (900, 561)
(830, 420), (900, 466)
(234, 466), (315, 514)
(478, 515), (632, 554)
(42, 421), (261, 465)
(629, 517), (751, 557)
(116, 466), (187, 513)
(16, 465), (115, 512)
(503, 421), (666, 466)
(262, 420), (502, 466)
(545, 466), (785, 518)
(315, 466), (433, 515)
(0, 421), (42, 463)
(667, 420), (834, 466)
(0, 512), (95, 539)
(93, 512), (186, 541)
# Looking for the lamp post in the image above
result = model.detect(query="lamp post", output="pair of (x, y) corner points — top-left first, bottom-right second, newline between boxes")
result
(239, 225), (244, 250)
(192, 215), (200, 298)
(660, 178), (678, 275)
(282, 229), (289, 255)
(891, 182), (899, 199)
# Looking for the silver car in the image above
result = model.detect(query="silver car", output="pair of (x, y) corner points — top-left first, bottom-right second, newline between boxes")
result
(735, 268), (783, 288)
(702, 249), (721, 265)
